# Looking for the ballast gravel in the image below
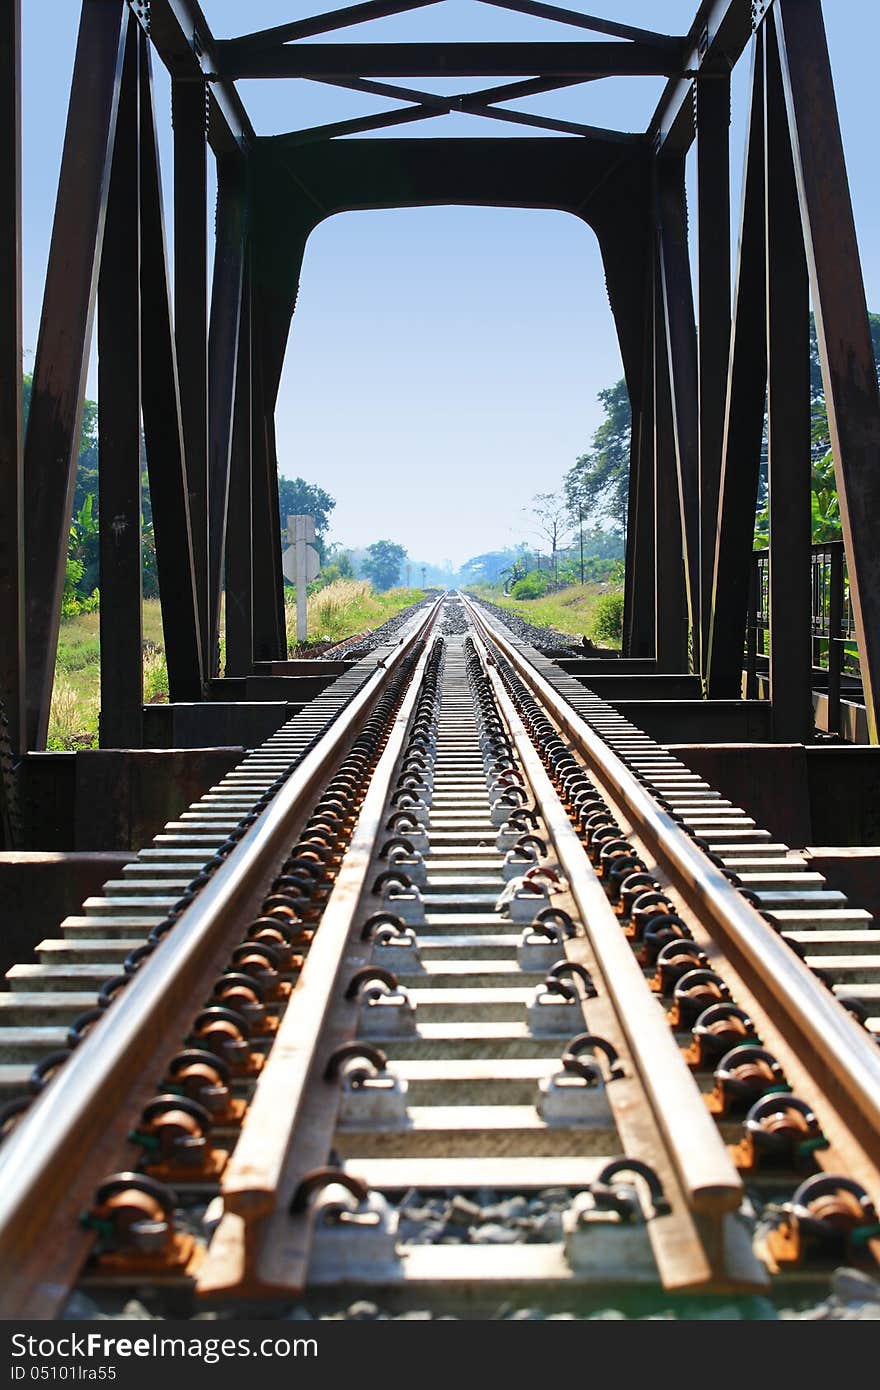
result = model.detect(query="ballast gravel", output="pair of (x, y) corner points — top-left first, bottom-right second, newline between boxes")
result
(468, 596), (602, 654)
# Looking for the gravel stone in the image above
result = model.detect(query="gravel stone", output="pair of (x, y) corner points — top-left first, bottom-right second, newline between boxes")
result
(448, 1195), (483, 1227)
(832, 1268), (880, 1306)
(121, 1300), (154, 1320)
(404, 1219), (447, 1245)
(469, 597), (596, 655)
(496, 1195), (529, 1221)
(471, 1223), (522, 1245)
(538, 1187), (573, 1206)
(346, 1301), (380, 1320)
(62, 1292), (105, 1321)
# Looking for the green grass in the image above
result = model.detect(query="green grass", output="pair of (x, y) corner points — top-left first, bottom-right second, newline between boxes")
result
(49, 583), (425, 748)
(466, 582), (624, 648)
(49, 599), (167, 750)
(287, 579), (426, 653)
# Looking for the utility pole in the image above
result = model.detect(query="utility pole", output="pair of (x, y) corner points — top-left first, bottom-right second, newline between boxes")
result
(406, 562), (411, 588)
(421, 565), (427, 589)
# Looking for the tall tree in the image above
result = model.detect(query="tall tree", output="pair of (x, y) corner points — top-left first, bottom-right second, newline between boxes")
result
(362, 539), (406, 591)
(527, 492), (572, 583)
(563, 379), (632, 535)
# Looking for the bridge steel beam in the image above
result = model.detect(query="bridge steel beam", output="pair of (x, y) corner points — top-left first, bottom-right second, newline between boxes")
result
(172, 76), (210, 671)
(217, 40), (684, 81)
(656, 155), (701, 673)
(138, 31), (204, 702)
(22, 0), (129, 750)
(623, 311), (656, 660)
(225, 273), (254, 677)
(0, 0), (23, 765)
(774, 0), (880, 744)
(695, 66), (731, 670)
(764, 20), (813, 743)
(147, 0), (253, 154)
(98, 22), (142, 749)
(208, 157), (246, 669)
(653, 263), (689, 673)
(707, 31), (767, 699)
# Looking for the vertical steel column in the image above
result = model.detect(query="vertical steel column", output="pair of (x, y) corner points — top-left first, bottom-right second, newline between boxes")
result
(0, 0), (23, 765)
(656, 155), (701, 673)
(139, 31), (203, 701)
(774, 0), (880, 744)
(98, 22), (141, 748)
(207, 156), (246, 669)
(22, 0), (128, 749)
(695, 66), (731, 669)
(764, 22), (812, 743)
(707, 33), (767, 698)
(623, 340), (656, 658)
(225, 272), (253, 676)
(250, 296), (287, 663)
(172, 76), (210, 672)
(654, 261), (689, 672)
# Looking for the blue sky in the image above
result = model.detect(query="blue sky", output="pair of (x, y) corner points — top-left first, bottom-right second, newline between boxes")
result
(22, 1), (880, 566)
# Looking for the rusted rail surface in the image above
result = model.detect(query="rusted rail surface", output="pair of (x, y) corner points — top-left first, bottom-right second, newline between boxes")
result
(0, 599), (441, 1318)
(463, 596), (880, 1158)
(0, 593), (878, 1314)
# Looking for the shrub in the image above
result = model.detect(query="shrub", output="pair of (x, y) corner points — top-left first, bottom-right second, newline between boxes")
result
(511, 569), (549, 600)
(591, 590), (625, 645)
(143, 648), (169, 703)
(47, 676), (97, 750)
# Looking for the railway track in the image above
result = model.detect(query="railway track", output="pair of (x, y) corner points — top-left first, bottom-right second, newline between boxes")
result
(0, 593), (879, 1319)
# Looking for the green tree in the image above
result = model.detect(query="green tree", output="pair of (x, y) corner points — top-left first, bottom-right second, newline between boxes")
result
(363, 539), (406, 591)
(277, 476), (335, 559)
(564, 379), (631, 536)
(756, 311), (880, 545)
(324, 542), (354, 578)
(24, 374), (159, 598)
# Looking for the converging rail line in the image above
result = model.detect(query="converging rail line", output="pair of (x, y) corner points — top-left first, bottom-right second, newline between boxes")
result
(0, 594), (877, 1319)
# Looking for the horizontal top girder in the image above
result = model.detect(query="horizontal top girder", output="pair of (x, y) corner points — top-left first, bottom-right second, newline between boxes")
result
(213, 39), (685, 81)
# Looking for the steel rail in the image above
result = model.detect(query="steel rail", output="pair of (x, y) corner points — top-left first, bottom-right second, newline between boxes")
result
(200, 627), (441, 1295)
(471, 627), (743, 1229)
(0, 598), (441, 1317)
(221, 632), (439, 1221)
(461, 594), (880, 1171)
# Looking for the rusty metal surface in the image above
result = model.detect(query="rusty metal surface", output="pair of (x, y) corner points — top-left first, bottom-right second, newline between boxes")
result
(0, 603), (438, 1317)
(22, 0), (129, 749)
(471, 632), (754, 1293)
(465, 599), (880, 1176)
(200, 621), (439, 1296)
(0, 0), (23, 762)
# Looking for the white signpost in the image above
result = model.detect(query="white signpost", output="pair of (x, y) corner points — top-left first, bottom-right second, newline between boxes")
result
(282, 514), (320, 643)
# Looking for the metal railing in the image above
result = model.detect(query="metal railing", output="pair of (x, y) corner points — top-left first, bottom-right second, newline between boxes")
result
(747, 541), (860, 731)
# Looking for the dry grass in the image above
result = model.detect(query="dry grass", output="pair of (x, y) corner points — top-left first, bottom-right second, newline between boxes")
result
(48, 675), (99, 751)
(466, 582), (624, 649)
(286, 579), (425, 651)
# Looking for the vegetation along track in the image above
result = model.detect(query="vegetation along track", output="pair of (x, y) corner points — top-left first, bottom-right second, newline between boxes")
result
(0, 594), (879, 1319)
